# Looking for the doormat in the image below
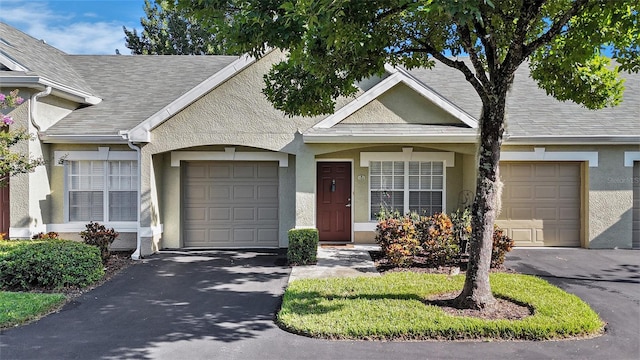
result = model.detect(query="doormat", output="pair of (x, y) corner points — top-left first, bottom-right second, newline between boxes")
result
(320, 244), (354, 248)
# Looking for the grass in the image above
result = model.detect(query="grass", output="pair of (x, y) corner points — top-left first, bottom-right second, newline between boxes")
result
(0, 291), (67, 328)
(278, 272), (604, 340)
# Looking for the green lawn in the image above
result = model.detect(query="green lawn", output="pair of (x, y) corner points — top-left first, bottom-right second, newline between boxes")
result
(278, 272), (604, 340)
(0, 291), (67, 328)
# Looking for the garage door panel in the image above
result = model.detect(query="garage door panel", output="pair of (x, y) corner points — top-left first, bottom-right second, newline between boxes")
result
(210, 208), (231, 221)
(499, 162), (580, 247)
(183, 161), (279, 248)
(210, 164), (231, 178)
(258, 228), (278, 242)
(535, 186), (557, 199)
(258, 185), (278, 199)
(258, 164), (278, 178)
(211, 229), (231, 242)
(234, 164), (256, 178)
(233, 185), (255, 199)
(234, 207), (256, 221)
(234, 228), (256, 242)
(210, 186), (231, 200)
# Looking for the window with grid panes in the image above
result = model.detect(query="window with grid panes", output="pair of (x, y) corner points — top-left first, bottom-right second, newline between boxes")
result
(369, 160), (444, 220)
(68, 160), (138, 222)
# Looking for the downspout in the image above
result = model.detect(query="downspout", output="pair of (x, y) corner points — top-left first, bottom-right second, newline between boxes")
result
(125, 139), (143, 260)
(29, 86), (52, 131)
(25, 86), (52, 237)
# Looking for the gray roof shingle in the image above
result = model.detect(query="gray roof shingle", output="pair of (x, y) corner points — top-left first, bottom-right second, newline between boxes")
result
(0, 22), (96, 96)
(408, 62), (640, 137)
(45, 55), (238, 135)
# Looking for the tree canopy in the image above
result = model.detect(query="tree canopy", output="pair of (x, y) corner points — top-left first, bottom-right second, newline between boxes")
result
(123, 0), (232, 55)
(176, 0), (638, 309)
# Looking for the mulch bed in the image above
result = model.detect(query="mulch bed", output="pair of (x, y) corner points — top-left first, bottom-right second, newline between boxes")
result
(370, 250), (531, 320)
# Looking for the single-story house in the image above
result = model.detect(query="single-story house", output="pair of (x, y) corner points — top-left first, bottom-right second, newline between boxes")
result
(1, 22), (639, 258)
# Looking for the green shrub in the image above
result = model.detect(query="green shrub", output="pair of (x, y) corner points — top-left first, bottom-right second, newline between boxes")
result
(287, 228), (319, 265)
(0, 240), (104, 290)
(80, 222), (119, 263)
(415, 213), (459, 267)
(492, 225), (515, 268)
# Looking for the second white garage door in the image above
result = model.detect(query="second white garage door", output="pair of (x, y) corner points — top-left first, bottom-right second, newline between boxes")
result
(496, 162), (581, 247)
(183, 161), (279, 248)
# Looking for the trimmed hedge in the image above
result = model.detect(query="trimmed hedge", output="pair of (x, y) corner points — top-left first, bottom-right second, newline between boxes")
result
(0, 240), (104, 290)
(287, 228), (319, 265)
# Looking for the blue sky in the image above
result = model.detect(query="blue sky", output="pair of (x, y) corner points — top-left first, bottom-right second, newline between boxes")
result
(0, 0), (146, 54)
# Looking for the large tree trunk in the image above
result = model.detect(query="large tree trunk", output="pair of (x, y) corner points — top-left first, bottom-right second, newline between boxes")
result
(455, 91), (508, 310)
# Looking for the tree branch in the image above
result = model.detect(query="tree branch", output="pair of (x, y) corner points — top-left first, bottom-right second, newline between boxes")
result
(411, 39), (490, 105)
(458, 23), (490, 87)
(522, 0), (591, 59)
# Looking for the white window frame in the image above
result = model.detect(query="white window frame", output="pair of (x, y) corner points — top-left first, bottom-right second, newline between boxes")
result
(360, 148), (454, 222)
(58, 148), (138, 224)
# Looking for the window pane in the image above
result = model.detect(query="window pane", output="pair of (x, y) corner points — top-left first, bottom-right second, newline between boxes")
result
(421, 162), (432, 175)
(432, 162), (443, 175)
(409, 191), (443, 217)
(393, 176), (404, 189)
(394, 161), (404, 175)
(432, 176), (444, 190)
(109, 191), (137, 221)
(409, 161), (419, 175)
(381, 175), (393, 189)
(409, 175), (419, 189)
(69, 191), (103, 221)
(371, 190), (404, 220)
(421, 176), (431, 190)
(370, 175), (381, 189)
(370, 161), (381, 175)
(381, 162), (393, 175)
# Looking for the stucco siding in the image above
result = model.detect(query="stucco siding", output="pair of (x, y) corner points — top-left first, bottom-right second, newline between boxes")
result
(342, 83), (461, 125)
(587, 148), (635, 248)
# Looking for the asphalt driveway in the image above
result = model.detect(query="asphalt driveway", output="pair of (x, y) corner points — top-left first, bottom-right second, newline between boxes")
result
(1, 248), (638, 360)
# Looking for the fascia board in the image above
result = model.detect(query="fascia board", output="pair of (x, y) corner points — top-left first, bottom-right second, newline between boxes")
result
(303, 133), (478, 144)
(40, 134), (128, 144)
(505, 135), (640, 145)
(313, 66), (478, 130)
(0, 75), (101, 104)
(0, 50), (29, 71)
(127, 54), (258, 143)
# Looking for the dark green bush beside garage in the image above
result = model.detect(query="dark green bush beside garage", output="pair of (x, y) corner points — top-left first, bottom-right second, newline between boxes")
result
(0, 240), (104, 290)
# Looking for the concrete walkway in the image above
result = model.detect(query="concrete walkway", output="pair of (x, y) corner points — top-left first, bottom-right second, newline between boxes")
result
(288, 245), (380, 282)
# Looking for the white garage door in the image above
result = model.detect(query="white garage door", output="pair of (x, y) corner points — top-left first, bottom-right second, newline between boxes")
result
(633, 161), (640, 248)
(496, 162), (581, 247)
(183, 161), (279, 248)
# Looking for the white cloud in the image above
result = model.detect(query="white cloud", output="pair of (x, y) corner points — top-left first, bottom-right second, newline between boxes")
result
(0, 1), (137, 55)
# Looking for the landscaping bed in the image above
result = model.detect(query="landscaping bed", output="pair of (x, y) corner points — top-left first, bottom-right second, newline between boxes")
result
(277, 272), (605, 341)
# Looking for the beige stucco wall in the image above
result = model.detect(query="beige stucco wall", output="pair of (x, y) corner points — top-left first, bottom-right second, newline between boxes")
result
(342, 83), (461, 125)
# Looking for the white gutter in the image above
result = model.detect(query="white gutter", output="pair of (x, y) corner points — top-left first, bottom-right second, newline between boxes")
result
(39, 134), (129, 144)
(0, 75), (101, 105)
(29, 86), (52, 132)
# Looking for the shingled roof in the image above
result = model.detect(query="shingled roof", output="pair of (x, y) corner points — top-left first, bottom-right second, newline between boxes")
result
(45, 55), (238, 136)
(408, 62), (640, 138)
(0, 22), (97, 97)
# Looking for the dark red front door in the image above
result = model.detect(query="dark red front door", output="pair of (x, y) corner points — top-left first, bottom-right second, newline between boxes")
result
(0, 180), (9, 236)
(317, 162), (352, 242)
